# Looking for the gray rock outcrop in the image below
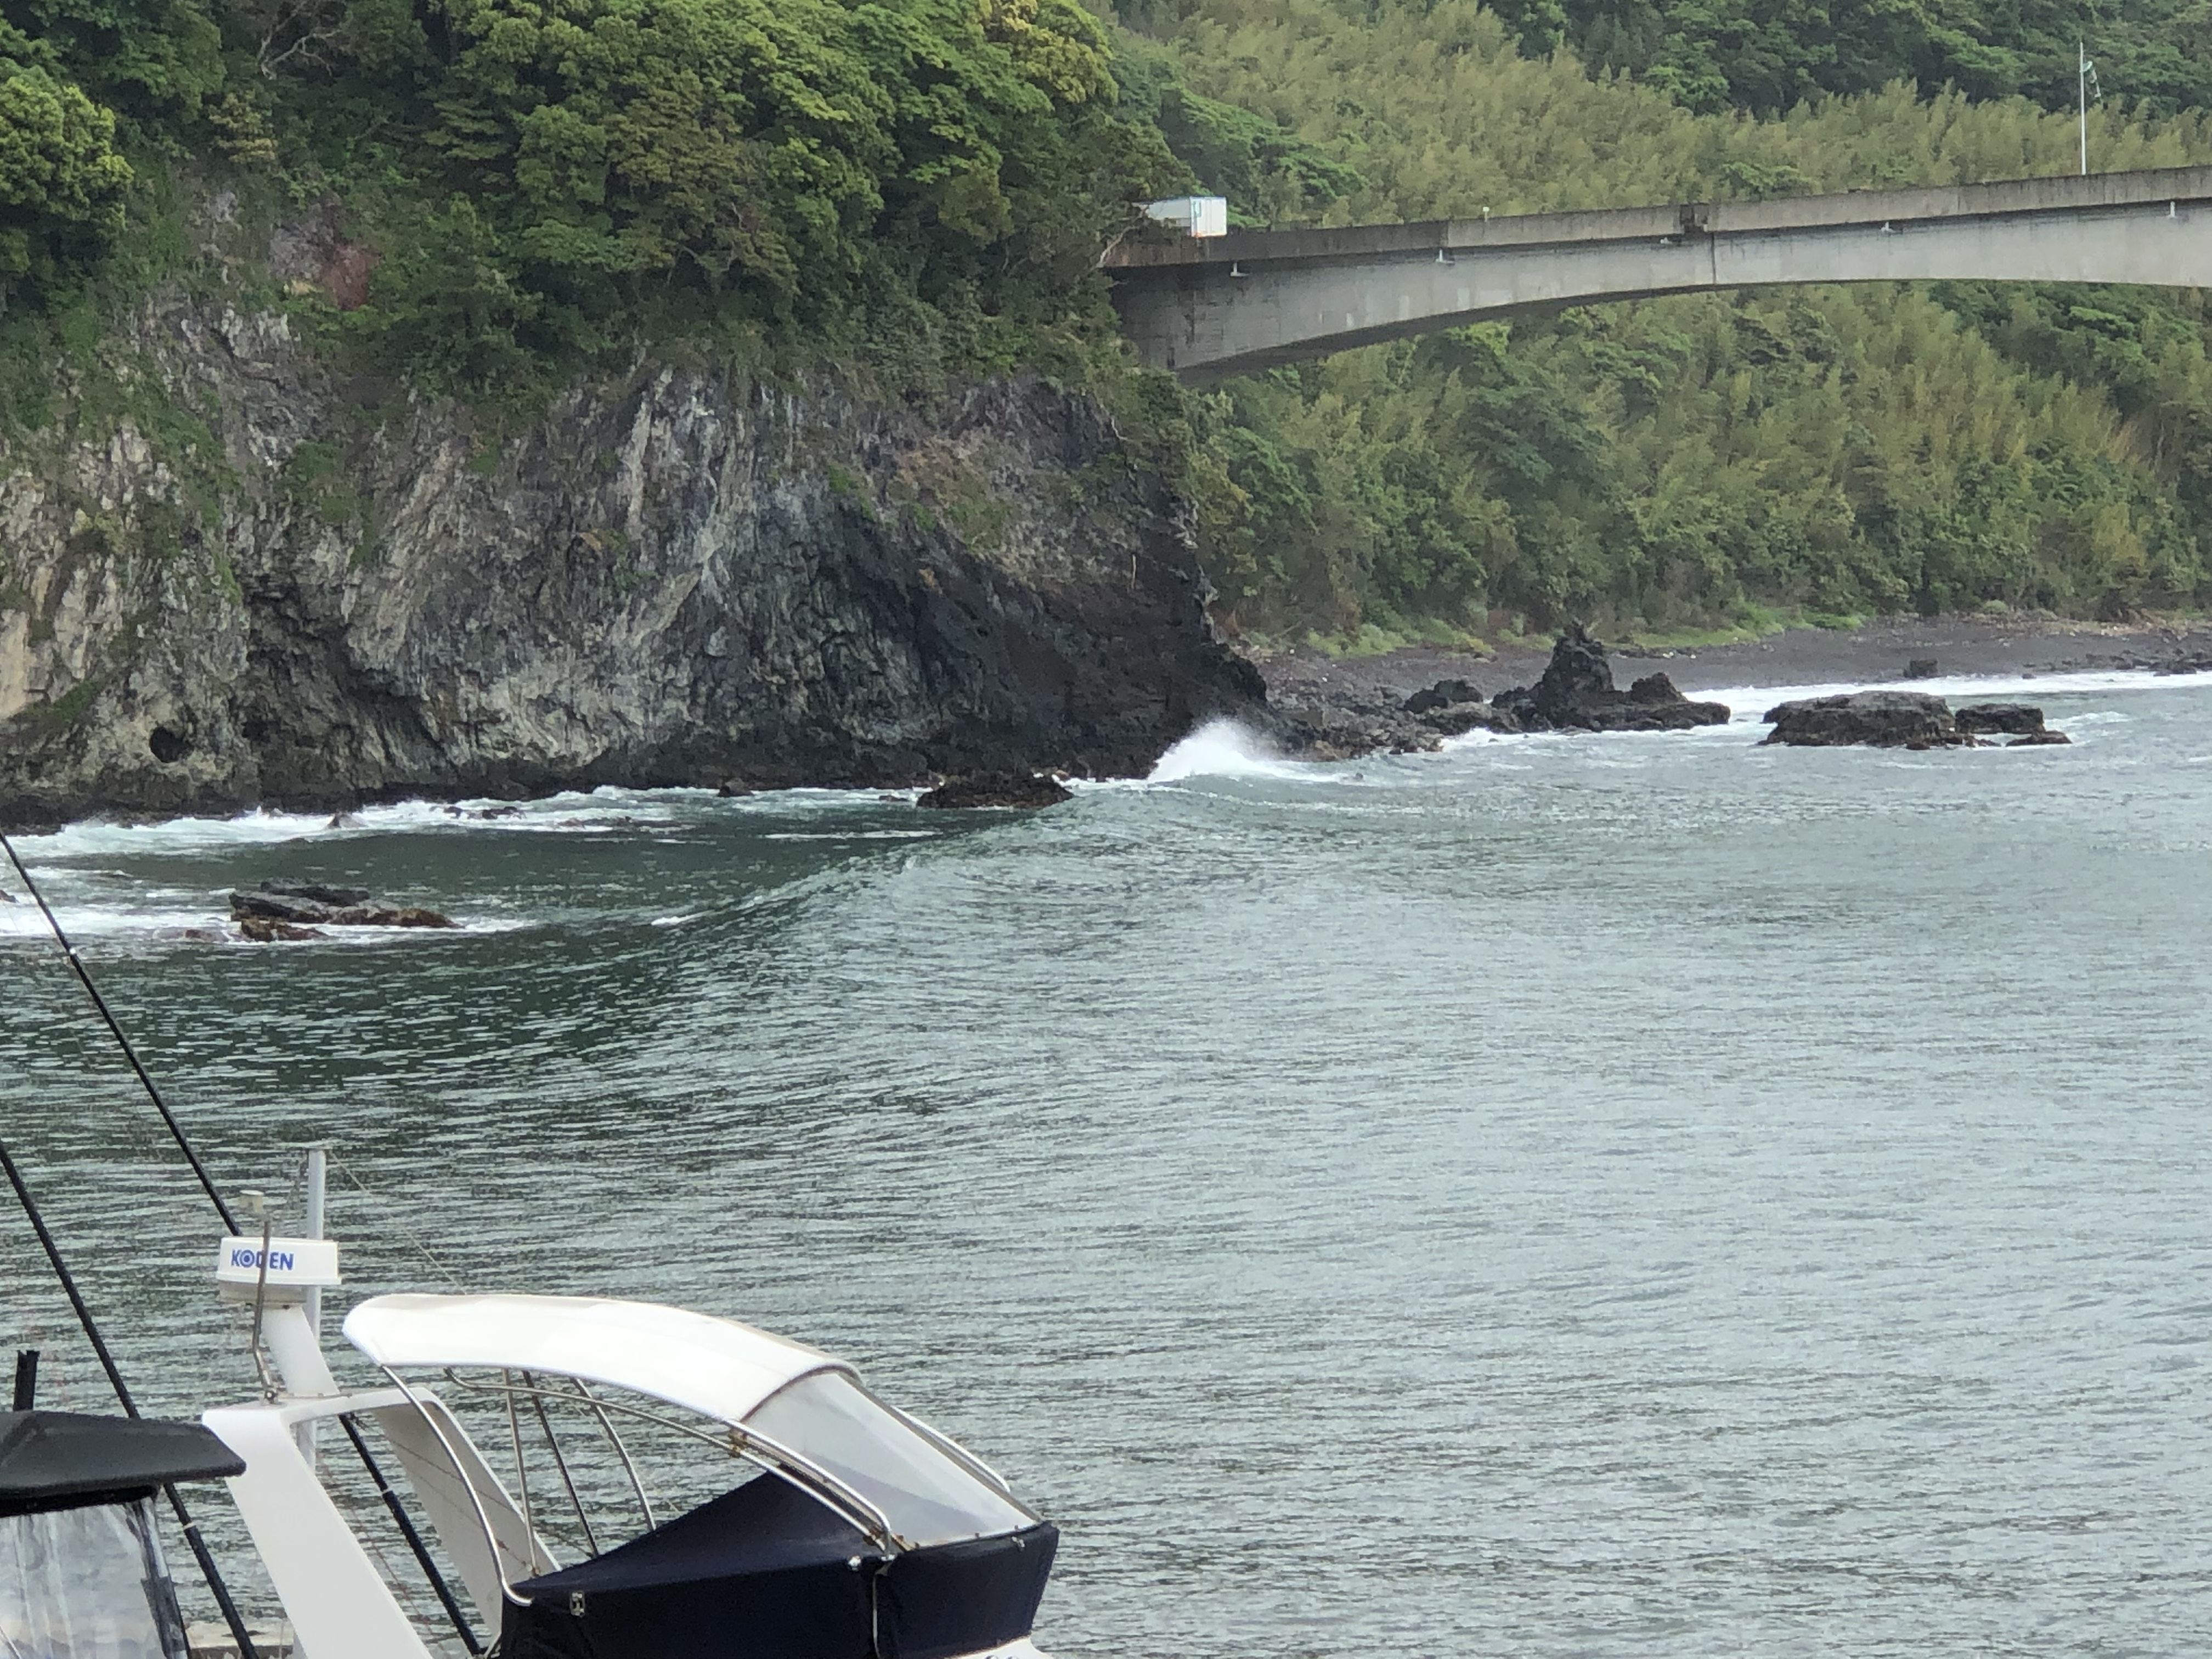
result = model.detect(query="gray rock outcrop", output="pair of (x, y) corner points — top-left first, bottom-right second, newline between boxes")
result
(0, 206), (1266, 827)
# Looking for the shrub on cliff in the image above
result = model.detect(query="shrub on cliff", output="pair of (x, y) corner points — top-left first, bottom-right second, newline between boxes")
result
(0, 27), (131, 302)
(279, 0), (1185, 391)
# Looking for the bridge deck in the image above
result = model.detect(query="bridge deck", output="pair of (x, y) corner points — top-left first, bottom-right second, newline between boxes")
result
(1102, 164), (2212, 271)
(1104, 165), (2212, 380)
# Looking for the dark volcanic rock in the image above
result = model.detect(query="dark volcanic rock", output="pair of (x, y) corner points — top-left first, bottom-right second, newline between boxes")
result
(2007, 730), (2073, 746)
(1492, 627), (1730, 732)
(238, 917), (325, 943)
(1762, 691), (1972, 748)
(230, 888), (456, 930)
(1416, 702), (1511, 737)
(1904, 658), (1939, 679)
(916, 771), (1073, 810)
(1955, 702), (2046, 735)
(1404, 678), (1482, 714)
(1269, 685), (1528, 759)
(261, 880), (371, 906)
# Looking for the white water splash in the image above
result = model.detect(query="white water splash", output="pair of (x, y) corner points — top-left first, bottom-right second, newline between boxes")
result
(1147, 718), (1321, 783)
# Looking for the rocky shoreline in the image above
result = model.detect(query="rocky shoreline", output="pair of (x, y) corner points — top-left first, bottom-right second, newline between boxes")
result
(1251, 614), (2212, 712)
(1266, 624), (1732, 758)
(1255, 621), (2128, 761)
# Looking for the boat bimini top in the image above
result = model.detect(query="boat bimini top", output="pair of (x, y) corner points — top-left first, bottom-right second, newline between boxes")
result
(206, 1284), (1057, 1659)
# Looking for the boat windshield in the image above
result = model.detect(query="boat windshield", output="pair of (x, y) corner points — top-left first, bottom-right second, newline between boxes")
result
(746, 1372), (1032, 1547)
(0, 1498), (188, 1659)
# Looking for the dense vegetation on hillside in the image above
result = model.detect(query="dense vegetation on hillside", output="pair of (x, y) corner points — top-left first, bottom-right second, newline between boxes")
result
(0, 0), (1187, 394)
(3, 0), (2209, 638)
(1121, 0), (2212, 639)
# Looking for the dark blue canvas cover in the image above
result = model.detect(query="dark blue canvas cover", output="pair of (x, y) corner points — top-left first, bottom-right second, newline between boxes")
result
(503, 1473), (1056, 1659)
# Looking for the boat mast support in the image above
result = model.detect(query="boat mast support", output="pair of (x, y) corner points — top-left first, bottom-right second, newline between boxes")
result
(204, 1401), (437, 1659)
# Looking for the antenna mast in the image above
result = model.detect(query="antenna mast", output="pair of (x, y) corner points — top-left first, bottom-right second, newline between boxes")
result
(2078, 42), (2102, 176)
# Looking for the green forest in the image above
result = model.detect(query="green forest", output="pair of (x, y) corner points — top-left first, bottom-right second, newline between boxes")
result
(4, 0), (2211, 639)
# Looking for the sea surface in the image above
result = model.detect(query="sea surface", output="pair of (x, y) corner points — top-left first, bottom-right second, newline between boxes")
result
(2, 669), (2207, 1657)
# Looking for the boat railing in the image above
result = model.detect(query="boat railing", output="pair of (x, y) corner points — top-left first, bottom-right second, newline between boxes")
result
(425, 1367), (902, 1568)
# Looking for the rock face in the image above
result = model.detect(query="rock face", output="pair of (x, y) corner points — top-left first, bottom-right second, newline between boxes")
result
(1955, 702), (2046, 735)
(1762, 691), (1972, 747)
(916, 771), (1072, 810)
(1492, 627), (1731, 731)
(0, 215), (1265, 827)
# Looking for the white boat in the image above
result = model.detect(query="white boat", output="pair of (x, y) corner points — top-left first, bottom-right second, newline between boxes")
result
(2, 1171), (1059, 1659)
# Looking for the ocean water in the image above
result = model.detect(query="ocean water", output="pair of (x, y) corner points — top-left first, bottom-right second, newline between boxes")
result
(1, 671), (2207, 1657)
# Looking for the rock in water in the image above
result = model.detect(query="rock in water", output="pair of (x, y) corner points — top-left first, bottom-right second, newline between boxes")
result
(916, 772), (1073, 810)
(1904, 658), (1939, 679)
(1955, 702), (2046, 735)
(230, 887), (457, 932)
(2007, 730), (2073, 746)
(1762, 691), (1972, 747)
(238, 917), (326, 943)
(1491, 627), (1730, 732)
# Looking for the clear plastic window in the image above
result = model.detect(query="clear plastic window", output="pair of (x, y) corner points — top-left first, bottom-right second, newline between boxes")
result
(746, 1372), (1031, 1547)
(0, 1498), (188, 1659)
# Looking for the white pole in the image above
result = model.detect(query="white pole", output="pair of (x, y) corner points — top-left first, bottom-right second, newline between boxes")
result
(297, 1144), (328, 1466)
(2080, 42), (2089, 176)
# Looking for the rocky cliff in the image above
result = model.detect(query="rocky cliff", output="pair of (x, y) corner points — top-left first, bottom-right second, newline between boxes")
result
(0, 231), (1263, 826)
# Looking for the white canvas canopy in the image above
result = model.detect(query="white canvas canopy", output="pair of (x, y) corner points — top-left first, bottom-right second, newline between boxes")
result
(343, 1293), (843, 1424)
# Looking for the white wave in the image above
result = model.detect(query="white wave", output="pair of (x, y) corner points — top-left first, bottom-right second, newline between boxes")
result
(1147, 718), (1333, 783)
(0, 904), (227, 939)
(1697, 665), (2212, 715)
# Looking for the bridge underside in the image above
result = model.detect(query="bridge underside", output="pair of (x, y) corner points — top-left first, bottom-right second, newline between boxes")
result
(1107, 169), (2212, 382)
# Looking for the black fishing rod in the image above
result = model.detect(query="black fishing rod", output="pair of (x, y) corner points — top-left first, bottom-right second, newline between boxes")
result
(1, 832), (238, 1233)
(1, 826), (486, 1653)
(0, 1137), (262, 1658)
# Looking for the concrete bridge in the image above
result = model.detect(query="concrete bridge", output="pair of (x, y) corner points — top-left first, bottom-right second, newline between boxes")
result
(1103, 165), (2212, 381)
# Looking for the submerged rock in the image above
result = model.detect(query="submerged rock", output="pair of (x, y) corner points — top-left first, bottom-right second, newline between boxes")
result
(1491, 627), (1730, 732)
(1762, 691), (1972, 748)
(1904, 658), (1939, 679)
(916, 771), (1073, 810)
(2007, 730), (2073, 746)
(1955, 702), (2046, 735)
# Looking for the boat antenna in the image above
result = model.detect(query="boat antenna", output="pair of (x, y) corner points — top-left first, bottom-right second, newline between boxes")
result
(0, 831), (239, 1233)
(0, 1136), (262, 1658)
